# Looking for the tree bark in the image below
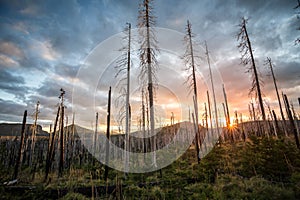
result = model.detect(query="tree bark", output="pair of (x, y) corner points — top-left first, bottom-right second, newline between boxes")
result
(13, 110), (27, 180)
(105, 87), (112, 181)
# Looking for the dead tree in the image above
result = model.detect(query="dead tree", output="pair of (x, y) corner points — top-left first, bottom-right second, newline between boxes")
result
(105, 87), (112, 181)
(124, 23), (131, 172)
(191, 112), (200, 162)
(283, 94), (300, 149)
(93, 112), (98, 165)
(13, 110), (27, 180)
(44, 106), (60, 181)
(205, 41), (220, 136)
(183, 20), (201, 163)
(237, 17), (266, 121)
(138, 0), (159, 166)
(141, 89), (147, 155)
(266, 104), (277, 137)
(193, 96), (201, 163)
(272, 110), (280, 136)
(265, 57), (287, 135)
(29, 101), (40, 167)
(291, 103), (300, 138)
(204, 103), (209, 138)
(114, 23), (132, 172)
(223, 84), (231, 127)
(59, 88), (65, 177)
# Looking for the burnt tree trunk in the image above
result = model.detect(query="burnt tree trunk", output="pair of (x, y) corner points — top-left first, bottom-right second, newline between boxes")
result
(13, 110), (27, 180)
(283, 94), (299, 149)
(45, 106), (60, 181)
(105, 87), (112, 181)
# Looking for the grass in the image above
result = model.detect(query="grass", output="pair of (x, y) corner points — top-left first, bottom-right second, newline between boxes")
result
(0, 136), (300, 199)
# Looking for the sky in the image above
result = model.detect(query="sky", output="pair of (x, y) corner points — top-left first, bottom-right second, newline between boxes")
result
(0, 0), (299, 132)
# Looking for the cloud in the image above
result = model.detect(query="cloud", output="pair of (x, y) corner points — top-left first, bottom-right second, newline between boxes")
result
(0, 54), (19, 67)
(0, 98), (26, 116)
(20, 4), (39, 16)
(0, 69), (29, 100)
(0, 0), (299, 125)
(0, 40), (24, 58)
(29, 39), (59, 61)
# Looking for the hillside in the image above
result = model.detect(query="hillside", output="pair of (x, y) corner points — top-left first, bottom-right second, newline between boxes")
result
(0, 123), (48, 137)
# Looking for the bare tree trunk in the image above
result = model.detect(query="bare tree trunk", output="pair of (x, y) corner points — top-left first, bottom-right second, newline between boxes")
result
(248, 104), (252, 121)
(291, 103), (300, 138)
(125, 23), (131, 173)
(29, 101), (39, 167)
(272, 110), (279, 138)
(145, 1), (157, 167)
(240, 113), (246, 141)
(45, 106), (60, 181)
(13, 110), (27, 180)
(105, 87), (112, 181)
(283, 94), (300, 149)
(207, 91), (213, 133)
(243, 21), (266, 121)
(142, 89), (146, 154)
(266, 57), (287, 136)
(192, 113), (200, 163)
(205, 103), (209, 141)
(205, 42), (220, 137)
(183, 20), (201, 162)
(193, 96), (201, 163)
(58, 89), (65, 177)
(93, 112), (98, 165)
(238, 18), (266, 121)
(223, 84), (230, 127)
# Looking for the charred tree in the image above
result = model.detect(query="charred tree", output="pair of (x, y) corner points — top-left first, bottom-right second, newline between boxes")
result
(93, 112), (98, 165)
(237, 17), (266, 121)
(193, 96), (201, 163)
(183, 20), (200, 163)
(59, 88), (65, 177)
(124, 23), (131, 172)
(265, 57), (287, 136)
(114, 23), (132, 173)
(205, 41), (220, 136)
(45, 106), (60, 181)
(138, 0), (159, 166)
(29, 101), (40, 167)
(207, 91), (213, 132)
(265, 58), (285, 121)
(13, 110), (27, 180)
(283, 94), (300, 149)
(105, 87), (112, 181)
(223, 84), (231, 127)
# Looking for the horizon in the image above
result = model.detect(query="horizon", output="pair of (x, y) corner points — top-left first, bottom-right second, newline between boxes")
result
(0, 0), (299, 131)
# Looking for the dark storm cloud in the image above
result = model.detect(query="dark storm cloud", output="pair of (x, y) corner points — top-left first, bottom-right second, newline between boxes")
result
(0, 0), (299, 124)
(54, 63), (79, 79)
(36, 79), (73, 101)
(0, 98), (26, 122)
(0, 69), (29, 100)
(272, 60), (300, 88)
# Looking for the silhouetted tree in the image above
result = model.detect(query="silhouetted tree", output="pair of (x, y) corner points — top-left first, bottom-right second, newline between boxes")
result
(138, 0), (159, 166)
(58, 88), (65, 177)
(237, 17), (266, 121)
(183, 20), (200, 163)
(13, 110), (27, 180)
(265, 57), (287, 136)
(114, 23), (132, 172)
(205, 41), (220, 136)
